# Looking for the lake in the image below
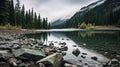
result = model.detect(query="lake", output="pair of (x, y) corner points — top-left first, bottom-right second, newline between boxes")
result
(24, 29), (120, 66)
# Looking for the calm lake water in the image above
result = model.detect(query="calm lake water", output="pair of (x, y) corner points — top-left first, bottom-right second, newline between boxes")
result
(24, 29), (120, 66)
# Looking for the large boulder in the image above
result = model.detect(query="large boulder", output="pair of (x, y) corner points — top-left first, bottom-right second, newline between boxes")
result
(36, 53), (63, 67)
(13, 48), (46, 61)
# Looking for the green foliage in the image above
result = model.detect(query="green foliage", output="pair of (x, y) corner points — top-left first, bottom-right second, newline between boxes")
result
(0, 23), (21, 29)
(78, 22), (95, 29)
(0, 0), (50, 29)
(87, 23), (95, 29)
(0, 0), (10, 24)
(65, 0), (120, 28)
(78, 22), (87, 29)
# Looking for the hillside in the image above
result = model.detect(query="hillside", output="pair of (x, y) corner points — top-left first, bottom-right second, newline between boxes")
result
(51, 19), (67, 29)
(64, 0), (120, 28)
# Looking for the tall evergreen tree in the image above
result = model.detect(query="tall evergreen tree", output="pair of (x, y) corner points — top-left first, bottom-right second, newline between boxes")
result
(21, 5), (25, 27)
(25, 11), (29, 28)
(34, 12), (37, 28)
(0, 0), (10, 24)
(37, 14), (41, 29)
(8, 0), (15, 25)
(15, 0), (21, 25)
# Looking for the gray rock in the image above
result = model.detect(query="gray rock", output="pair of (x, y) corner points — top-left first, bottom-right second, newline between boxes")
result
(64, 63), (77, 67)
(60, 46), (68, 51)
(59, 42), (66, 45)
(82, 53), (87, 55)
(91, 56), (98, 61)
(108, 58), (120, 67)
(0, 50), (13, 60)
(72, 48), (80, 56)
(13, 48), (46, 61)
(37, 53), (63, 67)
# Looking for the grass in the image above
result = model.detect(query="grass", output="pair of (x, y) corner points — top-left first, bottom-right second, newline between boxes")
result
(0, 23), (22, 30)
(95, 25), (120, 29)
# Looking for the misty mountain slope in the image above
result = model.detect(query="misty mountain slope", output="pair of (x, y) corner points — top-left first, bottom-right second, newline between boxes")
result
(65, 0), (120, 28)
(51, 19), (67, 29)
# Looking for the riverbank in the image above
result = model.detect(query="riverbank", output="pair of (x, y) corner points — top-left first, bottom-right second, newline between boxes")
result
(0, 29), (120, 67)
(94, 26), (120, 30)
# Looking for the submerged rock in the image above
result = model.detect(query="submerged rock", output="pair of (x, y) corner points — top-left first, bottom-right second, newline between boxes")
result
(72, 48), (80, 57)
(82, 53), (87, 55)
(91, 56), (98, 61)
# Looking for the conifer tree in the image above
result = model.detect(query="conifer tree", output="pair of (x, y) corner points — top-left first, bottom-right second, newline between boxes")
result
(21, 5), (25, 27)
(0, 0), (9, 24)
(15, 0), (21, 26)
(8, 0), (15, 25)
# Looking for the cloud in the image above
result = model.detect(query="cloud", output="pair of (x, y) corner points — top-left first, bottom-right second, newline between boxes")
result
(14, 0), (98, 22)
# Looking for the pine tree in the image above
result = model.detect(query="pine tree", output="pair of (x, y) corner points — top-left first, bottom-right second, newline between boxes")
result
(0, 0), (10, 24)
(15, 0), (21, 25)
(25, 11), (29, 28)
(37, 14), (41, 29)
(8, 0), (15, 25)
(34, 12), (37, 28)
(21, 5), (25, 27)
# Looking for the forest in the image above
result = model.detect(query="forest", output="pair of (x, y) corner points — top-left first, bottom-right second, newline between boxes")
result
(0, 0), (50, 29)
(64, 0), (120, 28)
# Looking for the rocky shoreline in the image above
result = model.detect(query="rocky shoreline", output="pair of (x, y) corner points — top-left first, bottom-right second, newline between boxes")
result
(0, 29), (120, 67)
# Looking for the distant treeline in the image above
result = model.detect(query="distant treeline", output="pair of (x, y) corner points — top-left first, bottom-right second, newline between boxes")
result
(64, 0), (120, 28)
(0, 0), (50, 29)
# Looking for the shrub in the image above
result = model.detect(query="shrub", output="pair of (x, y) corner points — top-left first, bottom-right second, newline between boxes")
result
(78, 22), (87, 29)
(0, 23), (22, 29)
(87, 23), (95, 29)
(78, 22), (95, 29)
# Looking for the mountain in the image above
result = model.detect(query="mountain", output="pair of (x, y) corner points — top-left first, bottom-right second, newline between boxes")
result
(51, 19), (67, 29)
(64, 0), (120, 28)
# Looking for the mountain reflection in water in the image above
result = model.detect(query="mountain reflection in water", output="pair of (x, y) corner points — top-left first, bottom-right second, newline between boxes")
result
(24, 29), (120, 66)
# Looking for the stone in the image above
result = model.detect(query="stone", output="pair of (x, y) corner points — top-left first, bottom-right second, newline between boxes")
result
(38, 42), (43, 46)
(72, 48), (80, 56)
(0, 62), (9, 67)
(66, 39), (69, 41)
(0, 50), (13, 60)
(62, 52), (66, 56)
(37, 53), (63, 67)
(54, 41), (58, 43)
(49, 43), (54, 48)
(83, 43), (86, 46)
(82, 53), (87, 55)
(81, 55), (86, 59)
(72, 45), (77, 47)
(59, 42), (66, 45)
(0, 45), (11, 50)
(91, 56), (98, 61)
(13, 48), (46, 61)
(64, 63), (77, 67)
(108, 58), (120, 67)
(62, 38), (64, 40)
(12, 44), (21, 49)
(60, 46), (68, 51)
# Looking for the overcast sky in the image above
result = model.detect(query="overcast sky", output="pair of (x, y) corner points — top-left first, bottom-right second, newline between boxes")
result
(14, 0), (98, 22)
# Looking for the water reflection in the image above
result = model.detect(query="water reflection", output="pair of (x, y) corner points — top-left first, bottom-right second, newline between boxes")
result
(24, 30), (120, 66)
